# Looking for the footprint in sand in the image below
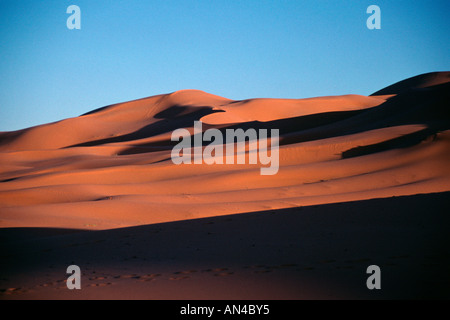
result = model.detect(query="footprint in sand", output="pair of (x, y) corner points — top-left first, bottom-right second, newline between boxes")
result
(112, 273), (162, 282)
(169, 276), (190, 280)
(114, 274), (139, 279)
(1, 287), (30, 295)
(173, 270), (197, 275)
(168, 270), (200, 280)
(137, 274), (162, 282)
(88, 283), (112, 287)
(214, 271), (234, 276)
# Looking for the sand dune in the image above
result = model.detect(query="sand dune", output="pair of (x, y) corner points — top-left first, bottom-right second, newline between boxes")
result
(0, 72), (449, 299)
(1, 72), (449, 230)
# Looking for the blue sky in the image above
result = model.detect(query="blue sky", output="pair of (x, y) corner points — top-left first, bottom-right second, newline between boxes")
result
(1, 0), (449, 131)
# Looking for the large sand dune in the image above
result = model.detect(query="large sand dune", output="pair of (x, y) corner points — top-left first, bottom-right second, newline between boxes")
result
(1, 72), (449, 299)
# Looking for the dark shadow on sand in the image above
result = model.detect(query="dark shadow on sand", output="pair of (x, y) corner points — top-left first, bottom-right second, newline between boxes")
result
(1, 191), (449, 299)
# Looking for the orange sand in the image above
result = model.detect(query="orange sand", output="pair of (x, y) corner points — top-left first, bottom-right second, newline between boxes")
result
(1, 72), (449, 299)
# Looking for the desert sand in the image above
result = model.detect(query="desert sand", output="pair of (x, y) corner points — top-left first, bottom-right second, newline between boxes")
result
(0, 72), (449, 299)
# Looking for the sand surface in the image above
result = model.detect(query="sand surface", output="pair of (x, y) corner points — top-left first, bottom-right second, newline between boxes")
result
(1, 72), (449, 299)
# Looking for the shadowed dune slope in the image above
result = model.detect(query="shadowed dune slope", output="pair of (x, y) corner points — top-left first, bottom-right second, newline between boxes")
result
(371, 71), (450, 95)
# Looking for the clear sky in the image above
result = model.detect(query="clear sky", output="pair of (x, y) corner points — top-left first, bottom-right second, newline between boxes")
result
(1, 0), (449, 131)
